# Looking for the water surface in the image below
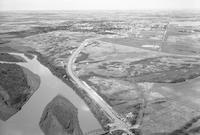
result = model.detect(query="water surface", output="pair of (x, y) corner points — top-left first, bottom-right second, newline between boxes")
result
(0, 53), (101, 135)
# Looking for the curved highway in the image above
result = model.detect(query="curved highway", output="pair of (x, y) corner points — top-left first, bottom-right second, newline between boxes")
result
(67, 38), (135, 135)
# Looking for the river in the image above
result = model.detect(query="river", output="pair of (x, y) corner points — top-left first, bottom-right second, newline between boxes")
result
(0, 53), (101, 135)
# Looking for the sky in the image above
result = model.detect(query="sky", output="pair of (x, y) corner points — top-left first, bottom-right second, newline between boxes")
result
(0, 0), (200, 11)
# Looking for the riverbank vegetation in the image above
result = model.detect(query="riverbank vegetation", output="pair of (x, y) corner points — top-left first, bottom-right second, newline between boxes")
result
(0, 63), (40, 120)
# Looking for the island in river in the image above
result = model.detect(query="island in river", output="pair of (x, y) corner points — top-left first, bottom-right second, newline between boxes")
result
(0, 53), (40, 121)
(39, 95), (83, 135)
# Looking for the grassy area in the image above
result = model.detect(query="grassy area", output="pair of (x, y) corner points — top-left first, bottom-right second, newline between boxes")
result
(75, 52), (89, 63)
(0, 26), (71, 38)
(0, 63), (29, 107)
(39, 95), (83, 135)
(0, 53), (26, 62)
(128, 56), (200, 83)
(0, 63), (40, 121)
(0, 46), (17, 52)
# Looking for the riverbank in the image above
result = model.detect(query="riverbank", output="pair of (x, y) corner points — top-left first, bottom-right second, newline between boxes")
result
(0, 52), (26, 62)
(29, 50), (110, 130)
(0, 44), (109, 130)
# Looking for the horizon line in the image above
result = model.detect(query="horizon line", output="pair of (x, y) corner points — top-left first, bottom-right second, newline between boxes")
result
(0, 8), (200, 12)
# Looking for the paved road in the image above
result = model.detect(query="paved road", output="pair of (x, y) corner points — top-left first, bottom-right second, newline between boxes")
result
(67, 38), (135, 135)
(66, 36), (200, 135)
(160, 22), (169, 51)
